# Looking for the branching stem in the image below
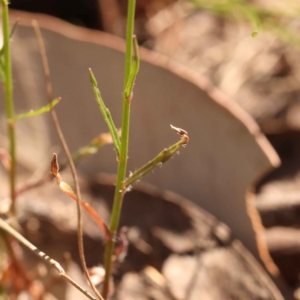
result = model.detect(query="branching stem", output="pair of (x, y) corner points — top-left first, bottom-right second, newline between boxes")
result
(102, 0), (136, 297)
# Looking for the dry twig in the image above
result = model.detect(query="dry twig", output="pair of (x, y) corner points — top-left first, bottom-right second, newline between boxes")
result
(32, 21), (104, 300)
(0, 218), (97, 300)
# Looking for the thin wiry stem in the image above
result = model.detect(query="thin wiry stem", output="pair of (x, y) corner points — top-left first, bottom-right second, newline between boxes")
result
(51, 153), (112, 242)
(2, 0), (16, 214)
(102, 0), (136, 297)
(0, 218), (97, 300)
(32, 21), (104, 300)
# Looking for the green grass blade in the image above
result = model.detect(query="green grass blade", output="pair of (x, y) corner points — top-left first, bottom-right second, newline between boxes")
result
(89, 68), (121, 157)
(125, 35), (140, 100)
(12, 97), (61, 121)
(102, 0), (136, 296)
(123, 126), (189, 188)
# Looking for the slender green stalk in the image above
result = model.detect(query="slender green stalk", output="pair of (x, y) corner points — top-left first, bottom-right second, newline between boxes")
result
(2, 0), (16, 213)
(89, 69), (121, 157)
(102, 0), (136, 297)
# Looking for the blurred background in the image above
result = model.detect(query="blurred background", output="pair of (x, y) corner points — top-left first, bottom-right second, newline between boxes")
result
(4, 0), (300, 298)
(9, 0), (300, 162)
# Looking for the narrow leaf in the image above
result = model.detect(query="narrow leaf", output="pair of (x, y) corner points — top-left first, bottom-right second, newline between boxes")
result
(50, 153), (111, 241)
(89, 68), (121, 157)
(125, 35), (140, 100)
(59, 181), (111, 241)
(12, 97), (61, 121)
(123, 125), (189, 189)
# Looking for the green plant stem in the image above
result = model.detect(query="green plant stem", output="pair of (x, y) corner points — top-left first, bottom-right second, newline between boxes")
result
(2, 0), (16, 214)
(102, 0), (136, 297)
(123, 135), (189, 188)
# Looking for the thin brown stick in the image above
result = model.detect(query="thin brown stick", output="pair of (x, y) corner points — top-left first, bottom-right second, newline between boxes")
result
(32, 21), (104, 300)
(0, 218), (97, 300)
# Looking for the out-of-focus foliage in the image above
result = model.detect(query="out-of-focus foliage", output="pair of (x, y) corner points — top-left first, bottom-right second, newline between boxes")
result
(189, 0), (300, 48)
